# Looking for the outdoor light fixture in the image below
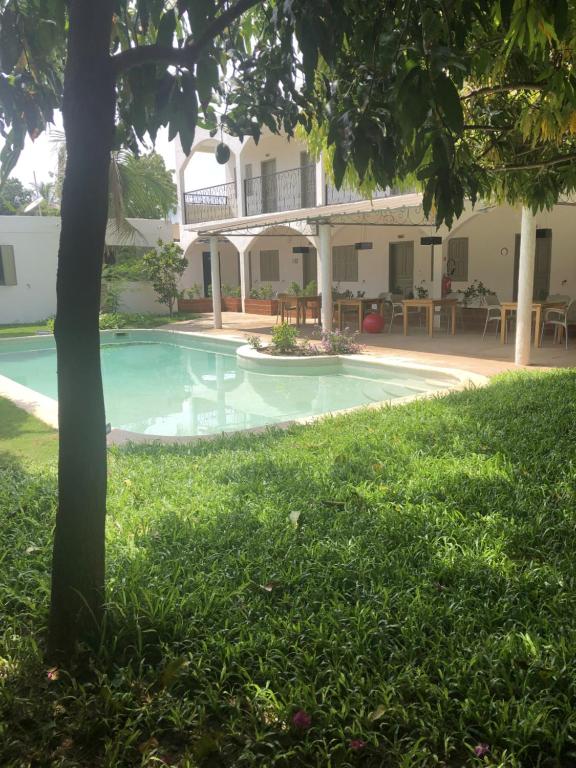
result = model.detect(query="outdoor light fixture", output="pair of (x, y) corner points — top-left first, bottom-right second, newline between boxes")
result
(420, 236), (443, 281)
(292, 246), (310, 254)
(354, 242), (373, 250)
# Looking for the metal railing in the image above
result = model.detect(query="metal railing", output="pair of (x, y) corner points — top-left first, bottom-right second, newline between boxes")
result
(244, 164), (316, 216)
(183, 169), (417, 225)
(325, 184), (406, 206)
(184, 181), (237, 224)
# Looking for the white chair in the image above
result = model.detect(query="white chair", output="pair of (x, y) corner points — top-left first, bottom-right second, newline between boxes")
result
(540, 298), (576, 349)
(481, 293), (505, 339)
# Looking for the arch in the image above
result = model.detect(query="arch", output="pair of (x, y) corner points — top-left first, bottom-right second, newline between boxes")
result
(179, 136), (238, 179)
(182, 235), (240, 298)
(241, 223), (317, 253)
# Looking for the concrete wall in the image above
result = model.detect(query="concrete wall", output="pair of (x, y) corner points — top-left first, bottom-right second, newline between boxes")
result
(0, 216), (174, 323)
(181, 238), (240, 296)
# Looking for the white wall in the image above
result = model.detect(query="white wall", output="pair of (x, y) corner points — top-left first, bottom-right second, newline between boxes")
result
(244, 228), (315, 294)
(0, 216), (174, 323)
(181, 238), (240, 295)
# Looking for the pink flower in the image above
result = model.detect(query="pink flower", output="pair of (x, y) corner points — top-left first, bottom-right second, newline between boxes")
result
(349, 739), (366, 751)
(474, 743), (490, 757)
(292, 709), (312, 730)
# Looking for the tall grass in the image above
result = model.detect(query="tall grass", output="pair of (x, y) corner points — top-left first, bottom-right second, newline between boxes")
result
(1, 370), (576, 766)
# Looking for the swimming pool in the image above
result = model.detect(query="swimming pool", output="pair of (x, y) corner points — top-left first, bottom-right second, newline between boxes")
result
(0, 330), (468, 438)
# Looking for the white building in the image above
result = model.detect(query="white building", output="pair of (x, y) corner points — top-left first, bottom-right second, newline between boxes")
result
(176, 128), (576, 333)
(0, 216), (175, 323)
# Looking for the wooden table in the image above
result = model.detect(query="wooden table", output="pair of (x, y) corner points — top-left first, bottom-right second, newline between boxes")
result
(296, 295), (321, 325)
(334, 298), (385, 331)
(402, 298), (458, 337)
(500, 301), (567, 346)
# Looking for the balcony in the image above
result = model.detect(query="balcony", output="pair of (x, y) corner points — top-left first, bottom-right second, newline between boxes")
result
(244, 164), (317, 216)
(184, 181), (237, 225)
(183, 165), (413, 225)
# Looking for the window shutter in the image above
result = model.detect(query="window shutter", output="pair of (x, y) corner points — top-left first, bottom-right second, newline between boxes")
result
(0, 245), (17, 286)
(332, 245), (358, 282)
(447, 238), (468, 281)
(260, 250), (279, 281)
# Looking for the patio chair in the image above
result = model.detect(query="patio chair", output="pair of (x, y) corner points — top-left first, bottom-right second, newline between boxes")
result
(540, 298), (576, 349)
(275, 294), (297, 324)
(481, 293), (506, 339)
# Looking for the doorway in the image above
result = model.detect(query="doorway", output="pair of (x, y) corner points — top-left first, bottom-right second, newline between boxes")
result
(261, 158), (277, 213)
(202, 251), (222, 297)
(302, 247), (318, 288)
(513, 232), (552, 301)
(389, 241), (414, 296)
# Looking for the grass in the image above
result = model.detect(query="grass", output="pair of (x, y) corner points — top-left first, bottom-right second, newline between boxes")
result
(0, 397), (58, 465)
(1, 370), (576, 766)
(0, 313), (199, 338)
(0, 321), (52, 338)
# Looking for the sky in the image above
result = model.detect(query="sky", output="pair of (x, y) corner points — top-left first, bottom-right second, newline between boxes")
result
(6, 114), (225, 194)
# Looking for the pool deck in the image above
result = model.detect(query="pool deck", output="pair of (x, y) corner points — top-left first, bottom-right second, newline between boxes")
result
(162, 312), (576, 379)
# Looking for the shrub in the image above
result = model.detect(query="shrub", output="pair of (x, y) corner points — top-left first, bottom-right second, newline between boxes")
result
(186, 283), (202, 299)
(246, 334), (263, 350)
(271, 322), (298, 354)
(317, 327), (363, 355)
(142, 239), (186, 316)
(303, 280), (317, 296)
(288, 281), (302, 295)
(249, 283), (274, 299)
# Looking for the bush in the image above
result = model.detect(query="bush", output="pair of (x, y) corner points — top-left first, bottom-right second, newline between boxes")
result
(317, 327), (363, 354)
(249, 283), (274, 299)
(271, 322), (298, 354)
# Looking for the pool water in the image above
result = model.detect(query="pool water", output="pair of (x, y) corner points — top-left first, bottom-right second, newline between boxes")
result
(0, 331), (455, 437)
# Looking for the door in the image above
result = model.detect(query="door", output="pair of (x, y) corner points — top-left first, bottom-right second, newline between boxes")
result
(389, 241), (414, 296)
(261, 158), (277, 213)
(302, 247), (318, 289)
(300, 151), (316, 208)
(513, 232), (552, 300)
(202, 251), (222, 297)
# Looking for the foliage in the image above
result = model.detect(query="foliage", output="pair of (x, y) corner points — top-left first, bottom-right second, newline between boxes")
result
(246, 334), (263, 350)
(97, 312), (197, 329)
(288, 281), (302, 295)
(271, 322), (299, 354)
(142, 240), (186, 316)
(303, 280), (318, 296)
(0, 177), (33, 214)
(458, 280), (495, 305)
(186, 283), (203, 299)
(415, 281), (429, 299)
(103, 246), (150, 283)
(316, 327), (363, 355)
(3, 371), (576, 764)
(249, 284), (274, 299)
(222, 283), (241, 297)
(100, 279), (123, 313)
(0, 321), (53, 338)
(115, 152), (177, 220)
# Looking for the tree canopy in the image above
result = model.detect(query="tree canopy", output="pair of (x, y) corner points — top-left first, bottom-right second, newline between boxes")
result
(0, 176), (32, 214)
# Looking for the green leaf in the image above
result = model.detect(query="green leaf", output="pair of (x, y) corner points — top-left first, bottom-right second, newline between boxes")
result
(434, 73), (464, 134)
(196, 55), (219, 110)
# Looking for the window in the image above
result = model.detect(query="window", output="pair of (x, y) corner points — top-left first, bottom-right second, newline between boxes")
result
(332, 245), (358, 282)
(260, 250), (280, 281)
(0, 245), (16, 286)
(447, 237), (468, 281)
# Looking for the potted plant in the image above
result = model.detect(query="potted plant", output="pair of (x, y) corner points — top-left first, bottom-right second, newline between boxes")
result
(457, 280), (495, 330)
(221, 284), (242, 312)
(244, 283), (279, 315)
(178, 283), (213, 313)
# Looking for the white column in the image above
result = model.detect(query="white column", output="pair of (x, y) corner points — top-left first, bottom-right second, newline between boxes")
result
(315, 158), (326, 206)
(239, 249), (250, 312)
(319, 223), (332, 331)
(235, 154), (245, 217)
(210, 235), (222, 329)
(515, 205), (537, 366)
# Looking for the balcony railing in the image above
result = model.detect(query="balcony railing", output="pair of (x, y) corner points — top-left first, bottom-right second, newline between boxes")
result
(184, 181), (237, 224)
(183, 166), (415, 225)
(325, 184), (401, 206)
(244, 164), (316, 216)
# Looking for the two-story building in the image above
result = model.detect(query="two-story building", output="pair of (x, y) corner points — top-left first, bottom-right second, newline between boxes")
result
(175, 127), (576, 334)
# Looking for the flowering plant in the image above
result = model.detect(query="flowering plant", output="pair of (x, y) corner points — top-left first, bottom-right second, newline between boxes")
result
(316, 327), (363, 355)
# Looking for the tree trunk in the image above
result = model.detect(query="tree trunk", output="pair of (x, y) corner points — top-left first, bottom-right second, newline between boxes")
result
(48, 1), (116, 660)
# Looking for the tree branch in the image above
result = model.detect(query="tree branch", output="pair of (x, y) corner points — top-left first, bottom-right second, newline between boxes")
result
(112, 0), (262, 75)
(462, 83), (547, 100)
(491, 153), (576, 172)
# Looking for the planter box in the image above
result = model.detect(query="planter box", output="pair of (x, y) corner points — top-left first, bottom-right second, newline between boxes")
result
(460, 306), (487, 331)
(244, 298), (279, 316)
(222, 297), (242, 312)
(178, 298), (213, 313)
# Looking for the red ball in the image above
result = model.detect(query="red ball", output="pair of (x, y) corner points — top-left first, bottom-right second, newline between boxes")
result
(362, 311), (385, 333)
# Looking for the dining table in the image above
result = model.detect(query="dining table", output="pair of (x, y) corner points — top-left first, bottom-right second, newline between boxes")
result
(402, 298), (459, 337)
(334, 297), (386, 331)
(499, 300), (567, 346)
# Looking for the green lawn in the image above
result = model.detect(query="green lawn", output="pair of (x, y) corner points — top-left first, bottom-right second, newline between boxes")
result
(0, 312), (198, 338)
(1, 370), (576, 766)
(0, 397), (58, 465)
(0, 322), (52, 338)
